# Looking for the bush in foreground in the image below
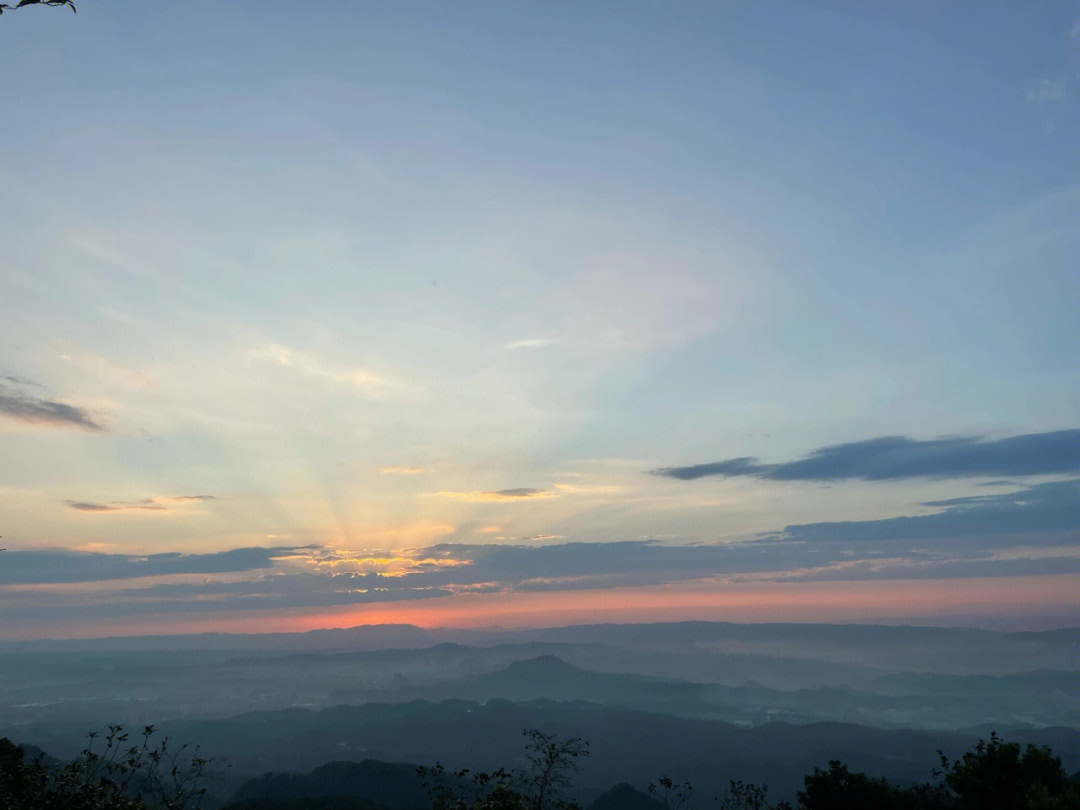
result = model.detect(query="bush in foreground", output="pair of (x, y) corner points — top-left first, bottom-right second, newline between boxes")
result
(0, 725), (209, 810)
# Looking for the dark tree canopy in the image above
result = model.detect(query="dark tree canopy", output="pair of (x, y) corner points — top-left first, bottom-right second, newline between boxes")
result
(0, 0), (75, 15)
(0, 726), (209, 810)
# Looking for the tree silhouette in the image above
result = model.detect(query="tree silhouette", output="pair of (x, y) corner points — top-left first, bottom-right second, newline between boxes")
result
(0, 0), (75, 15)
(420, 728), (589, 810)
(0, 725), (210, 810)
(520, 729), (589, 810)
(939, 732), (1080, 810)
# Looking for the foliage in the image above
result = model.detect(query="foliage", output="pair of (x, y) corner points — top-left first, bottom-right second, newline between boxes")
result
(0, 0), (75, 15)
(718, 781), (783, 810)
(519, 729), (589, 810)
(0, 725), (210, 810)
(419, 728), (589, 810)
(649, 775), (695, 810)
(7, 724), (1080, 810)
(648, 732), (1080, 810)
(796, 732), (1080, 810)
(649, 776), (787, 810)
(420, 762), (521, 810)
(797, 761), (944, 810)
(939, 732), (1080, 810)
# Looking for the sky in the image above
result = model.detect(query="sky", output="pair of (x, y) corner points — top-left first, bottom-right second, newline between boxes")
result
(1, 1), (1079, 639)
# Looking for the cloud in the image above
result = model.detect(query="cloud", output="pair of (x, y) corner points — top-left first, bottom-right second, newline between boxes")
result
(437, 488), (555, 502)
(0, 546), (312, 584)
(650, 430), (1080, 482)
(8, 480), (1080, 620)
(0, 383), (104, 431)
(411, 540), (801, 589)
(770, 553), (1080, 584)
(551, 483), (622, 495)
(777, 478), (1080, 546)
(66, 500), (168, 512)
(72, 573), (450, 616)
(64, 495), (215, 512)
(1027, 78), (1067, 106)
(249, 341), (398, 395)
(0, 573), (453, 619)
(1025, 19), (1080, 127)
(505, 338), (557, 350)
(649, 457), (769, 480)
(378, 466), (430, 475)
(420, 480), (1080, 587)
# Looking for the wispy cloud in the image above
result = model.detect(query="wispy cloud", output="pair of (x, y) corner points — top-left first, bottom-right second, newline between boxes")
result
(64, 495), (216, 512)
(0, 381), (104, 431)
(437, 488), (555, 502)
(66, 500), (168, 513)
(1026, 18), (1080, 128)
(552, 483), (623, 495)
(378, 466), (430, 476)
(504, 338), (557, 350)
(651, 430), (1080, 482)
(1027, 78), (1067, 106)
(249, 341), (399, 395)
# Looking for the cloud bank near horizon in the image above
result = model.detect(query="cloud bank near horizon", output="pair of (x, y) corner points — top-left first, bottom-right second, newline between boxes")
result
(0, 545), (313, 585)
(650, 430), (1080, 482)
(5, 479), (1079, 622)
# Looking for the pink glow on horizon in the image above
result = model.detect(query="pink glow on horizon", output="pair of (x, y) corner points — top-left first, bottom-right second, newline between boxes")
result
(15, 572), (1080, 640)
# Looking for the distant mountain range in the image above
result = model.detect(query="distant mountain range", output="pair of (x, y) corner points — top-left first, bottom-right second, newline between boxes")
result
(6, 620), (1080, 666)
(5, 620), (1078, 805)
(4, 620), (1079, 737)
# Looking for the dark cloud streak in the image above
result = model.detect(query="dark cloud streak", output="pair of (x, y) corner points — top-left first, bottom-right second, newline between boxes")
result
(651, 430), (1080, 482)
(0, 546), (313, 585)
(65, 500), (168, 512)
(65, 495), (216, 512)
(778, 479), (1080, 546)
(0, 385), (104, 431)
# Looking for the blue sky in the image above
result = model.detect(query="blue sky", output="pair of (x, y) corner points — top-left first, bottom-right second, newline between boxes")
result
(1, 1), (1079, 636)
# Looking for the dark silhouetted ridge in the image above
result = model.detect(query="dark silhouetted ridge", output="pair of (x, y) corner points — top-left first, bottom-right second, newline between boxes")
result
(226, 759), (431, 809)
(587, 782), (665, 810)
